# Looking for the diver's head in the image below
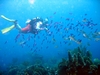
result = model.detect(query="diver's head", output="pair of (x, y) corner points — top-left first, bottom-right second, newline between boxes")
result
(43, 18), (48, 26)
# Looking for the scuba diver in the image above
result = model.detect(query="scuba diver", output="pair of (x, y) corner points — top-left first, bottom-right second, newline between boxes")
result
(1, 15), (49, 34)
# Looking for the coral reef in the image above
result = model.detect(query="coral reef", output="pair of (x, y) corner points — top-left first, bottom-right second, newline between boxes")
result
(24, 65), (49, 75)
(57, 46), (100, 75)
(0, 46), (100, 75)
(93, 58), (100, 66)
(8, 67), (19, 75)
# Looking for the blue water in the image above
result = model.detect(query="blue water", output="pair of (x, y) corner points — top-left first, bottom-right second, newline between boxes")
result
(0, 0), (100, 71)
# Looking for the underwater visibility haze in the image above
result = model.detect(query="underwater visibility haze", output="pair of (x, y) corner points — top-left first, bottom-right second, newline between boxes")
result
(0, 0), (100, 75)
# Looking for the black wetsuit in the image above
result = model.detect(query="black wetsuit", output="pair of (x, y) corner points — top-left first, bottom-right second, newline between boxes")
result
(29, 18), (43, 34)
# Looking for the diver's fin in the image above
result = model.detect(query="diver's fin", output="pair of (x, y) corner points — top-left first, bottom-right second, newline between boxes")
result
(1, 15), (15, 22)
(1, 25), (15, 34)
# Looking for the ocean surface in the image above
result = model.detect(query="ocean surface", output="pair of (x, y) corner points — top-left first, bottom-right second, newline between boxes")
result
(0, 0), (100, 74)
